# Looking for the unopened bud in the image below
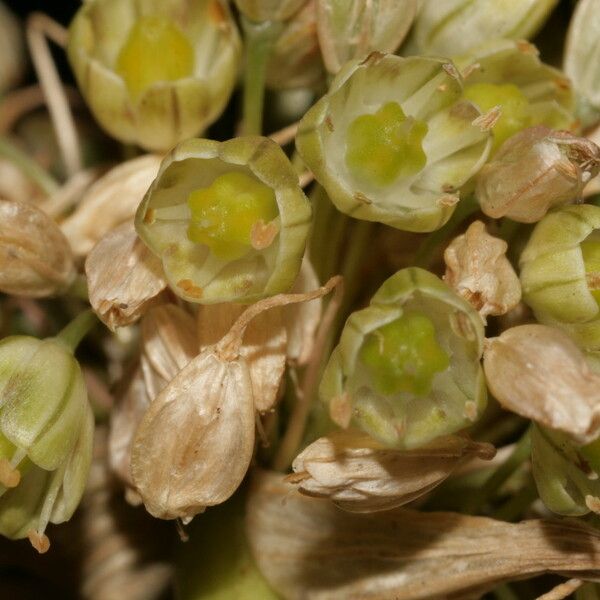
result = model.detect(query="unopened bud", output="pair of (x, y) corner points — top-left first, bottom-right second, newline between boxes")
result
(477, 127), (600, 222)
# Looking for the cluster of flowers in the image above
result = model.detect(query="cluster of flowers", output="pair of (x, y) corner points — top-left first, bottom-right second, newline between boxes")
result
(3, 0), (600, 598)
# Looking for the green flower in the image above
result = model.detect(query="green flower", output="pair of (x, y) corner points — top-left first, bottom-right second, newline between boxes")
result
(320, 267), (486, 449)
(296, 53), (492, 232)
(457, 39), (577, 152)
(67, 0), (241, 151)
(135, 136), (312, 304)
(520, 204), (600, 354)
(0, 335), (94, 552)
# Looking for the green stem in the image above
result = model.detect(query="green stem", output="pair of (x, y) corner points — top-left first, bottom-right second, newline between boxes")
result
(413, 196), (479, 269)
(241, 18), (281, 136)
(68, 275), (89, 301)
(0, 136), (60, 196)
(465, 427), (532, 514)
(493, 478), (538, 522)
(55, 309), (98, 353)
(493, 584), (520, 600)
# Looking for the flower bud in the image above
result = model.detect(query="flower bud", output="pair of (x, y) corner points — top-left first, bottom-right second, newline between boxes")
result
(67, 0), (241, 151)
(408, 0), (558, 56)
(86, 222), (167, 331)
(444, 220), (521, 320)
(0, 2), (25, 94)
(0, 335), (94, 551)
(484, 325), (600, 443)
(296, 53), (491, 232)
(61, 155), (162, 257)
(135, 137), (312, 304)
(316, 0), (417, 74)
(290, 429), (495, 512)
(477, 127), (600, 222)
(531, 424), (600, 516)
(565, 0), (600, 128)
(457, 40), (576, 153)
(235, 0), (305, 22)
(320, 267), (486, 449)
(0, 198), (75, 297)
(520, 204), (600, 353)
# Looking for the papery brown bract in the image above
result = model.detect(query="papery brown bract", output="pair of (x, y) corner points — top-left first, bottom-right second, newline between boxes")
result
(0, 198), (75, 297)
(290, 430), (495, 512)
(444, 220), (521, 320)
(86, 222), (167, 331)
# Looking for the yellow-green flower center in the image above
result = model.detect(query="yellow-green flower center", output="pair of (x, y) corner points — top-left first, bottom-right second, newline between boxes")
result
(187, 172), (279, 261)
(580, 239), (600, 307)
(463, 82), (531, 152)
(359, 311), (449, 396)
(116, 15), (195, 102)
(345, 102), (428, 188)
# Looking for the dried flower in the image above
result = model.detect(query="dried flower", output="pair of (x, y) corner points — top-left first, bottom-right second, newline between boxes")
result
(0, 197), (75, 297)
(476, 127), (600, 222)
(564, 0), (600, 127)
(408, 0), (558, 56)
(320, 267), (486, 449)
(316, 0), (417, 74)
(246, 469), (600, 599)
(61, 154), (162, 257)
(135, 137), (312, 304)
(520, 204), (600, 354)
(296, 53), (491, 232)
(86, 222), (167, 331)
(444, 220), (521, 320)
(67, 0), (241, 151)
(290, 429), (495, 512)
(484, 324), (600, 443)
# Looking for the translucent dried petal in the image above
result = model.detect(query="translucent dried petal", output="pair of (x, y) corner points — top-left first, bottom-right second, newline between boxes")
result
(61, 154), (162, 257)
(290, 429), (495, 512)
(67, 0), (241, 151)
(0, 198), (75, 297)
(476, 127), (600, 222)
(296, 53), (491, 232)
(317, 0), (417, 73)
(484, 324), (600, 443)
(86, 222), (167, 331)
(444, 220), (521, 319)
(246, 469), (600, 600)
(131, 348), (255, 520)
(197, 303), (287, 413)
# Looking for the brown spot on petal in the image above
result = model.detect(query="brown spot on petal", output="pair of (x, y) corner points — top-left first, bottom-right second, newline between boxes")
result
(586, 495), (600, 514)
(330, 393), (352, 428)
(0, 459), (20, 488)
(177, 279), (203, 299)
(251, 220), (279, 250)
(464, 401), (478, 422)
(28, 530), (50, 554)
(517, 40), (538, 55)
(143, 208), (156, 225)
(325, 115), (334, 132)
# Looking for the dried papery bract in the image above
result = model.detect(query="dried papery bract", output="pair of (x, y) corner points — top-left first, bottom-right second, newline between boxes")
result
(266, 2), (325, 91)
(0, 197), (75, 297)
(131, 278), (340, 520)
(316, 0), (417, 73)
(484, 324), (600, 443)
(290, 430), (495, 512)
(296, 53), (491, 232)
(476, 127), (600, 222)
(246, 470), (600, 600)
(444, 220), (521, 320)
(565, 0), (600, 127)
(235, 0), (305, 22)
(320, 267), (486, 449)
(61, 154), (162, 257)
(67, 0), (241, 151)
(86, 222), (167, 331)
(409, 0), (558, 56)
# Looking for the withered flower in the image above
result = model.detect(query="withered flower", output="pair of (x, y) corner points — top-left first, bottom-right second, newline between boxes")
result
(444, 220), (521, 320)
(290, 429), (495, 512)
(476, 127), (600, 222)
(0, 197), (75, 297)
(483, 324), (600, 443)
(86, 222), (167, 331)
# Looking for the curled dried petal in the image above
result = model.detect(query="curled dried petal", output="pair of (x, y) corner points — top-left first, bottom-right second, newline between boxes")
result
(444, 220), (521, 320)
(483, 324), (600, 443)
(86, 222), (167, 331)
(290, 430), (495, 512)
(0, 198), (75, 297)
(246, 470), (600, 600)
